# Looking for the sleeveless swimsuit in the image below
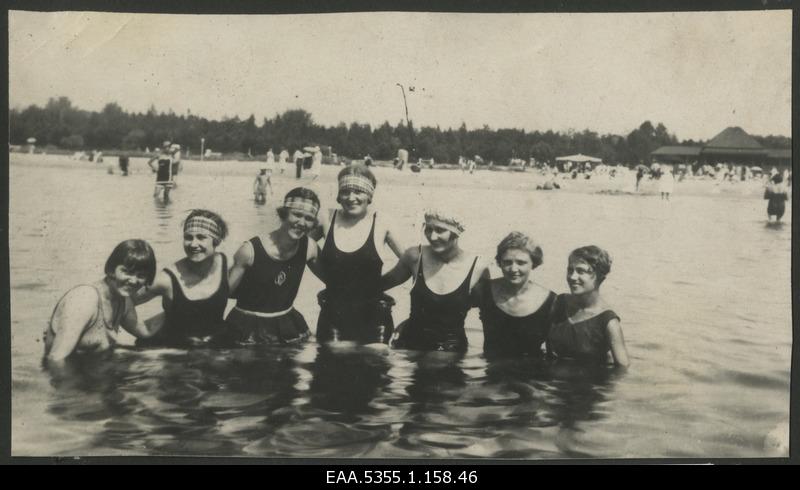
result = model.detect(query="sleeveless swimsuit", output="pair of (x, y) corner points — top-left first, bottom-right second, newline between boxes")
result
(479, 286), (556, 358)
(317, 211), (394, 344)
(546, 294), (620, 364)
(394, 249), (478, 353)
(44, 285), (125, 355)
(139, 254), (229, 347)
(155, 155), (173, 185)
(225, 236), (311, 345)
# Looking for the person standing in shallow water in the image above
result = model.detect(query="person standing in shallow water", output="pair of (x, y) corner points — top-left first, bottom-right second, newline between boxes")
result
(316, 164), (405, 344)
(133, 210), (230, 347)
(765, 173), (789, 222)
(546, 246), (630, 367)
(381, 208), (490, 353)
(225, 188), (324, 345)
(475, 232), (556, 358)
(44, 240), (159, 363)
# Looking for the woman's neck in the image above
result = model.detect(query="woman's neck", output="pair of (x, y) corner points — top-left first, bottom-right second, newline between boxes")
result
(571, 290), (600, 309)
(499, 277), (532, 296)
(272, 228), (300, 253)
(183, 253), (216, 276)
(338, 208), (369, 224)
(434, 244), (462, 264)
(100, 277), (120, 301)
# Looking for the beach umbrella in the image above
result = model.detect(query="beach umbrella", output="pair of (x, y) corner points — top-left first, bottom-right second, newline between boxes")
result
(555, 153), (602, 163)
(750, 166), (762, 172)
(303, 146), (320, 153)
(26, 137), (36, 144)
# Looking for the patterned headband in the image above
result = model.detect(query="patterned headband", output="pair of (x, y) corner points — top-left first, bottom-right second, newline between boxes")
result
(284, 196), (320, 215)
(338, 174), (375, 198)
(184, 216), (222, 241)
(424, 210), (466, 236)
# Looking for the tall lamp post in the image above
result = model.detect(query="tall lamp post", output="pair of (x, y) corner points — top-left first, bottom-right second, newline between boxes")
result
(396, 83), (416, 160)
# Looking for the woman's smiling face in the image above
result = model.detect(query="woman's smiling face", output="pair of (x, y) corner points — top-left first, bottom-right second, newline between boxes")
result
(499, 248), (534, 286)
(566, 258), (599, 294)
(183, 231), (217, 262)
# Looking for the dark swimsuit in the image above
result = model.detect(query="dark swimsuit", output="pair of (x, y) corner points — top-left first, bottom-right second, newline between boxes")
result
(546, 294), (620, 364)
(317, 211), (394, 344)
(155, 156), (173, 185)
(767, 188), (787, 219)
(225, 236), (311, 345)
(479, 285), (556, 358)
(138, 254), (229, 347)
(394, 250), (478, 353)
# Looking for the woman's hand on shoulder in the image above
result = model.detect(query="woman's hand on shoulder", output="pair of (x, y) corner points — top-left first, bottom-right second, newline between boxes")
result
(469, 256), (493, 291)
(133, 270), (170, 305)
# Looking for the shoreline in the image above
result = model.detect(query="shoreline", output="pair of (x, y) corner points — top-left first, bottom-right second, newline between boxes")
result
(9, 152), (782, 200)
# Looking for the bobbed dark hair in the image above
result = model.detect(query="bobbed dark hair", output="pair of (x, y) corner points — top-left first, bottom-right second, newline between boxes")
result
(104, 239), (157, 285)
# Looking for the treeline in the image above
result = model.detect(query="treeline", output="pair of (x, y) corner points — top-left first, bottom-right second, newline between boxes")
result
(9, 96), (791, 164)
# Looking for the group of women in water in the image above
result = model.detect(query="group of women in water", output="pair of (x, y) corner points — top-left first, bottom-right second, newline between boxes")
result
(44, 164), (630, 367)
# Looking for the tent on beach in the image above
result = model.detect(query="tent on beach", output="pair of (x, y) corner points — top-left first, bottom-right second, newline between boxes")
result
(555, 153), (603, 163)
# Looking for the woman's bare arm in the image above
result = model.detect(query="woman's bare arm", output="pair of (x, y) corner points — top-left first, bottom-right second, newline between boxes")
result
(46, 287), (97, 362)
(606, 318), (630, 367)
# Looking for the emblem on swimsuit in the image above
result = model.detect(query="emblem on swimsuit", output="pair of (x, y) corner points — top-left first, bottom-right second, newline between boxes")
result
(275, 271), (287, 286)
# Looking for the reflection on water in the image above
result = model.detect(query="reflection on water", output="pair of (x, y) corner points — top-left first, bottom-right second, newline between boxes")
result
(10, 159), (792, 458)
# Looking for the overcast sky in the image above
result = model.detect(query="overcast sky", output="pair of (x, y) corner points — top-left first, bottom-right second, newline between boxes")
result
(9, 9), (792, 141)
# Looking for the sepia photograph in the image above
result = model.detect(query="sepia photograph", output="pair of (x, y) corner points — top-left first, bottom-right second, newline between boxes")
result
(7, 4), (793, 460)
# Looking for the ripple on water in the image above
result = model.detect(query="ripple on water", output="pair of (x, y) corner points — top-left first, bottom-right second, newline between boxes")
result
(12, 282), (47, 291)
(249, 420), (392, 458)
(720, 369), (789, 392)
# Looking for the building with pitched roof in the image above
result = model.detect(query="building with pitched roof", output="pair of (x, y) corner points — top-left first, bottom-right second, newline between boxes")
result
(651, 127), (791, 167)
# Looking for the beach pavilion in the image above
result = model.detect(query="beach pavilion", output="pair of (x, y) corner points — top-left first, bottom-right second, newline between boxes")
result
(651, 127), (791, 168)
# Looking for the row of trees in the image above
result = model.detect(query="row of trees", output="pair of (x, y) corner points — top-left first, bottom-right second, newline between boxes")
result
(9, 97), (791, 164)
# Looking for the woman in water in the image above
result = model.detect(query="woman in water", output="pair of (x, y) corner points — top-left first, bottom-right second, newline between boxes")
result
(43, 239), (158, 363)
(475, 232), (556, 358)
(147, 141), (174, 200)
(225, 187), (323, 345)
(382, 208), (490, 353)
(546, 246), (630, 367)
(316, 164), (404, 344)
(134, 210), (230, 347)
(765, 173), (789, 222)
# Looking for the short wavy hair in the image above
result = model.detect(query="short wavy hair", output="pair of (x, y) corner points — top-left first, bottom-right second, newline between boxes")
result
(495, 232), (543, 269)
(568, 245), (612, 284)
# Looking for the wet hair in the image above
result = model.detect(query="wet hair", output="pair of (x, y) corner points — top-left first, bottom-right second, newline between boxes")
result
(568, 245), (612, 285)
(277, 187), (321, 220)
(336, 164), (376, 204)
(183, 209), (228, 245)
(495, 232), (543, 269)
(771, 173), (783, 184)
(104, 239), (157, 285)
